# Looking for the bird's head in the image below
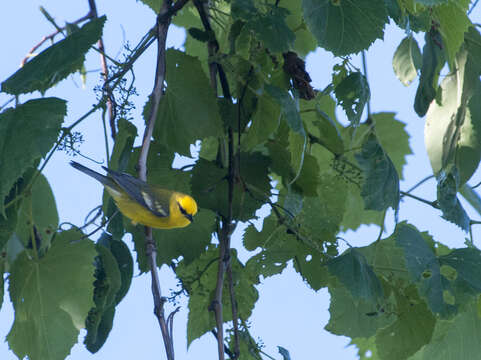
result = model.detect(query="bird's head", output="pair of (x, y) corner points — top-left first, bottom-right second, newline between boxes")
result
(177, 195), (198, 223)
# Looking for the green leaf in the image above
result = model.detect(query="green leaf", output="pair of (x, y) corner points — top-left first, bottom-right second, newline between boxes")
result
(188, 27), (210, 43)
(0, 98), (66, 215)
(85, 306), (115, 354)
(340, 183), (384, 231)
(283, 2), (317, 57)
(110, 118), (137, 172)
(293, 154), (320, 196)
(334, 72), (370, 126)
(393, 36), (422, 86)
(425, 40), (481, 185)
(386, 0), (431, 32)
(125, 150), (214, 271)
(242, 94), (281, 151)
(358, 235), (410, 281)
(227, 327), (263, 359)
(1, 17), (106, 95)
(177, 247), (258, 345)
(411, 301), (481, 359)
(372, 112), (412, 180)
(301, 94), (344, 155)
(439, 248), (481, 292)
(265, 84), (305, 135)
(0, 170), (35, 251)
(231, 0), (257, 20)
(437, 170), (470, 231)
(295, 171), (346, 250)
(246, 6), (295, 53)
(414, 30), (445, 117)
(393, 222), (455, 316)
(97, 233), (134, 304)
(349, 337), (379, 360)
(191, 154), (270, 222)
(85, 242), (122, 353)
(95, 243), (122, 310)
(376, 284), (436, 360)
(326, 281), (394, 338)
(328, 248), (383, 304)
(7, 229), (96, 360)
(355, 134), (400, 211)
(302, 0), (388, 56)
(153, 209), (215, 266)
(15, 174), (58, 252)
(244, 215), (329, 289)
(433, 0), (471, 68)
(137, 0), (161, 13)
(150, 49), (222, 155)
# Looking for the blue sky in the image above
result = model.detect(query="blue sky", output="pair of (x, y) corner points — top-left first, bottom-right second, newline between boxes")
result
(1, 1), (481, 359)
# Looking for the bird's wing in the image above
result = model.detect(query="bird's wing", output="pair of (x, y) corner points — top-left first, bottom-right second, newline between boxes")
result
(103, 168), (170, 218)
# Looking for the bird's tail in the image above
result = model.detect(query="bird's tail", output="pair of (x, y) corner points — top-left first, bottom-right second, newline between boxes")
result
(70, 161), (115, 187)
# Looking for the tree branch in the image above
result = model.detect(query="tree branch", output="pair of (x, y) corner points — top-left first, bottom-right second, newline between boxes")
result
(136, 1), (189, 359)
(226, 263), (240, 359)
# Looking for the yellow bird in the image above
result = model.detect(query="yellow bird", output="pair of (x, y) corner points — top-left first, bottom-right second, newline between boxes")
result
(70, 161), (197, 229)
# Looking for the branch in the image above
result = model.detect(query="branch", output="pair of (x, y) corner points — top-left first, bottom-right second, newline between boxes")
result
(87, 0), (116, 139)
(193, 0), (218, 92)
(226, 264), (240, 359)
(136, 1), (189, 359)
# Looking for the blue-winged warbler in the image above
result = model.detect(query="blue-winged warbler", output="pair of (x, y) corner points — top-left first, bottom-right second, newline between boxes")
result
(70, 161), (197, 229)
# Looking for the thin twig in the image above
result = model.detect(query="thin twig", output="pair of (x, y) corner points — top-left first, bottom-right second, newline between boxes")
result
(400, 191), (439, 209)
(469, 0), (480, 15)
(87, 0), (116, 139)
(21, 10), (94, 66)
(400, 175), (435, 197)
(193, 0), (218, 92)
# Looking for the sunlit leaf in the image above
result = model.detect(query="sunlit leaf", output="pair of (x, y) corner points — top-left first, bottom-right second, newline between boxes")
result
(393, 36), (422, 86)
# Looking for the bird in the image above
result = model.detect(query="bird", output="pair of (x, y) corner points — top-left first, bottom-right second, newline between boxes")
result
(70, 161), (197, 229)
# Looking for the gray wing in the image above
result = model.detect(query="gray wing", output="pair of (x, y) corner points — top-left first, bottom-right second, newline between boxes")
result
(103, 167), (169, 218)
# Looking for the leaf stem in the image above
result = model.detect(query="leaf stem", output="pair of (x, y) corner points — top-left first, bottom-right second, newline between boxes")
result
(361, 51), (371, 119)
(399, 191), (439, 209)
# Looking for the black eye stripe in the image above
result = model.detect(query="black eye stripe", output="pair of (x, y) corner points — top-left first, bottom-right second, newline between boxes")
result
(178, 202), (187, 215)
